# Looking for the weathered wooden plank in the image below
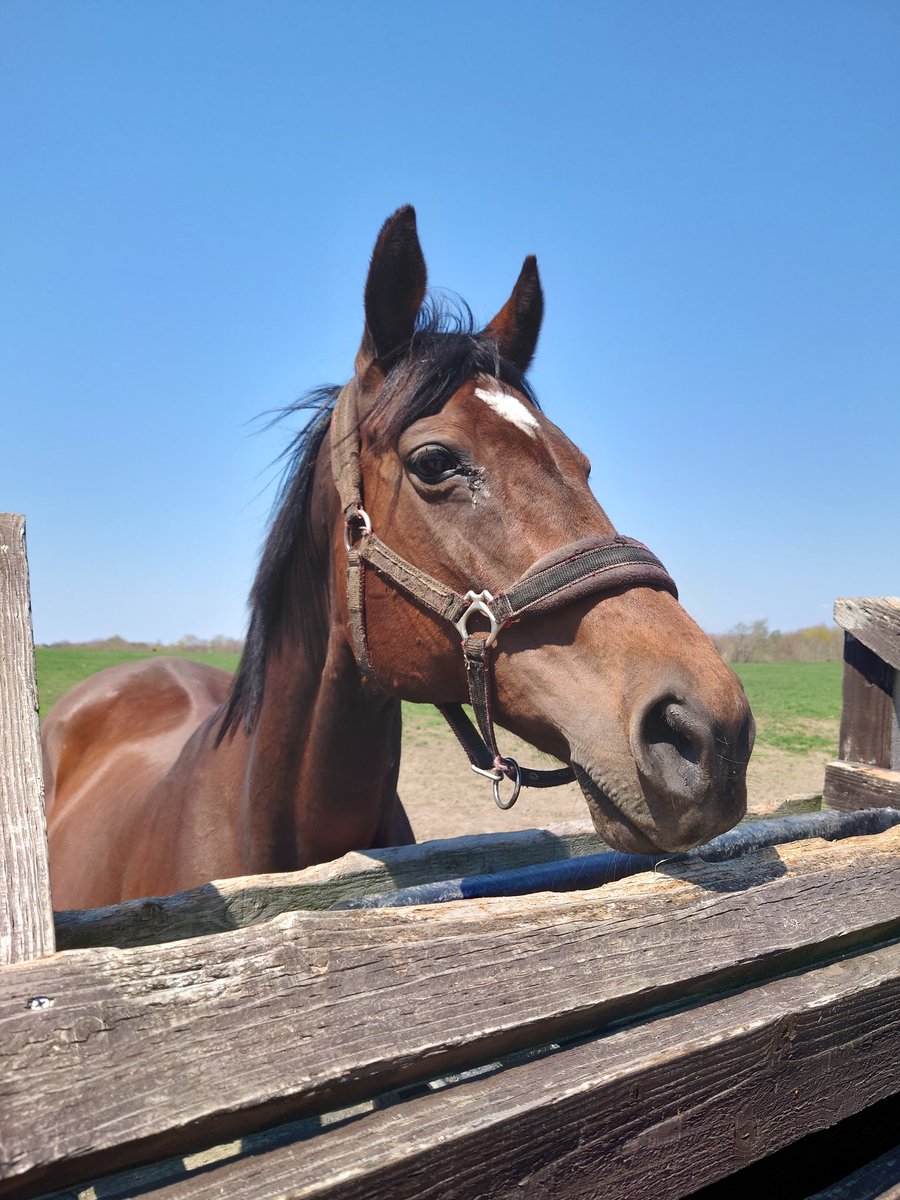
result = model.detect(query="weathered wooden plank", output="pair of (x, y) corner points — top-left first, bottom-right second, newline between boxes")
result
(808, 1144), (900, 1200)
(53, 796), (825, 952)
(3, 827), (900, 1197)
(693, 1092), (900, 1200)
(334, 809), (900, 909)
(825, 760), (900, 812)
(53, 821), (611, 950)
(0, 514), (54, 965)
(38, 940), (900, 1200)
(839, 634), (895, 767)
(834, 597), (900, 672)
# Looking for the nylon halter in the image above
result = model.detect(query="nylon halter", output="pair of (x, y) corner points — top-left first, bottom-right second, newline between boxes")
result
(331, 380), (679, 809)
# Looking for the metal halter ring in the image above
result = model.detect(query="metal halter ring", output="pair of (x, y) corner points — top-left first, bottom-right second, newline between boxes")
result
(492, 757), (522, 810)
(343, 506), (372, 551)
(454, 589), (502, 648)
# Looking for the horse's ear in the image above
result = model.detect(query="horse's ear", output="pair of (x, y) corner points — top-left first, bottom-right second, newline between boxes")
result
(483, 256), (544, 372)
(356, 206), (427, 371)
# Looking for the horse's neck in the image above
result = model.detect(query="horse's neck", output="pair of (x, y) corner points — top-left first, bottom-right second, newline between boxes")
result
(195, 433), (408, 875)
(232, 623), (405, 872)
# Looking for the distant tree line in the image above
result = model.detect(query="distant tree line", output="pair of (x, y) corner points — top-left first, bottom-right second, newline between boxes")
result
(712, 620), (842, 664)
(42, 634), (245, 654)
(43, 623), (843, 665)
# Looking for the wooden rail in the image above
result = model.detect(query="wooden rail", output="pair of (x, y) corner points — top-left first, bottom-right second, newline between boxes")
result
(53, 794), (823, 952)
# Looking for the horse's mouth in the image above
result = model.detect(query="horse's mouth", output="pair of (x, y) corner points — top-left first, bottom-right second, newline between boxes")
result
(572, 762), (668, 856)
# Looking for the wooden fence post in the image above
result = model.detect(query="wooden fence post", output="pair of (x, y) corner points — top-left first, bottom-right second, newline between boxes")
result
(0, 513), (54, 963)
(824, 597), (900, 813)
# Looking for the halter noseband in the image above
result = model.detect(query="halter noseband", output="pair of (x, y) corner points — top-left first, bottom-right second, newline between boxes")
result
(331, 381), (678, 809)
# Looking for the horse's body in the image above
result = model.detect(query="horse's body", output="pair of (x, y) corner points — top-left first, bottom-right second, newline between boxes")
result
(43, 208), (754, 909)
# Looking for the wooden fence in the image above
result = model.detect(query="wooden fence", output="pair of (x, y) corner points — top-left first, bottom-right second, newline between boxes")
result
(2, 510), (900, 1200)
(825, 596), (900, 813)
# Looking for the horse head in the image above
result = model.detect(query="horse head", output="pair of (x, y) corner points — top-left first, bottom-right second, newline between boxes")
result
(43, 205), (758, 910)
(331, 206), (754, 854)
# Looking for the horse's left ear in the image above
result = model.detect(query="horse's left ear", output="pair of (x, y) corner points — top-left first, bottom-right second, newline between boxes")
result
(483, 256), (544, 373)
(356, 206), (428, 372)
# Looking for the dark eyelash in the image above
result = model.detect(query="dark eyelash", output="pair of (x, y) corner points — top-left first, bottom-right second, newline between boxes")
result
(409, 447), (475, 475)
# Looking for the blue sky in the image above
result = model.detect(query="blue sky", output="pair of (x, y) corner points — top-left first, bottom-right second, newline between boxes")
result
(3, 1), (898, 644)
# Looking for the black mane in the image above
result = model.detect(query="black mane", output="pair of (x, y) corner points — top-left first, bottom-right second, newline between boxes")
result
(217, 296), (540, 741)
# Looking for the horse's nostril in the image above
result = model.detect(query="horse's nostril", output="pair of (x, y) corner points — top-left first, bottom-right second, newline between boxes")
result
(633, 695), (713, 804)
(657, 704), (700, 764)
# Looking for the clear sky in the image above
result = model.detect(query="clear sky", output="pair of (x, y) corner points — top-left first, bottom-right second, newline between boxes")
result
(3, 1), (898, 644)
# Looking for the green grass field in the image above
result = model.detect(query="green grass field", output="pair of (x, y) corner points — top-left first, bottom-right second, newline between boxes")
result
(34, 648), (842, 757)
(732, 661), (842, 754)
(34, 648), (242, 716)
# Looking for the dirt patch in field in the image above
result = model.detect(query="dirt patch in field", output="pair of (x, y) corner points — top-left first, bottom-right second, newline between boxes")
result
(398, 724), (831, 844)
(744, 742), (831, 805)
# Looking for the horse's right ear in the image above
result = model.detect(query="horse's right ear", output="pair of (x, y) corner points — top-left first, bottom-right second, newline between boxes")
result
(356, 206), (427, 372)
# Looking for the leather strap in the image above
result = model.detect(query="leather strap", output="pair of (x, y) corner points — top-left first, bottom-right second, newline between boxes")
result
(331, 381), (365, 520)
(494, 536), (677, 622)
(330, 380), (678, 805)
(357, 534), (469, 626)
(345, 547), (375, 681)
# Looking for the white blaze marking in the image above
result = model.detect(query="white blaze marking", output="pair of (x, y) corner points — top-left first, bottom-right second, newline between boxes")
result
(474, 378), (539, 436)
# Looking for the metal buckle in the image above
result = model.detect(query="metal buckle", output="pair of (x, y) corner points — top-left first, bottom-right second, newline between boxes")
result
(470, 763), (505, 783)
(454, 589), (502, 647)
(343, 506), (372, 551)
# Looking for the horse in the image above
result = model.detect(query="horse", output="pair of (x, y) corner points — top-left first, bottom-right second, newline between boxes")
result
(42, 206), (754, 910)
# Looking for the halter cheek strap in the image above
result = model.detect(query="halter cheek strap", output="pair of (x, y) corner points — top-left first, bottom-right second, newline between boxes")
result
(330, 381), (679, 809)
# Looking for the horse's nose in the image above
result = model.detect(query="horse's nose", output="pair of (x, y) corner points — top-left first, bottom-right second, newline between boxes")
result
(631, 687), (754, 815)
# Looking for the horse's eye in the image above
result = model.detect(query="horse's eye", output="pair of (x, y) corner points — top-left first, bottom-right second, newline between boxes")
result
(408, 445), (462, 484)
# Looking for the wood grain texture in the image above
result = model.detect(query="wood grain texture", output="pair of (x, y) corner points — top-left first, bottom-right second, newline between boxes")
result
(4, 826), (900, 1197)
(53, 821), (611, 950)
(38, 941), (900, 1200)
(840, 634), (895, 767)
(689, 1092), (900, 1200)
(834, 598), (900, 672)
(0, 514), (54, 965)
(825, 760), (900, 812)
(53, 797), (825, 953)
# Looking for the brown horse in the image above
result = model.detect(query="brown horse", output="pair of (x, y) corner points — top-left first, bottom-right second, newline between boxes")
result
(43, 207), (754, 910)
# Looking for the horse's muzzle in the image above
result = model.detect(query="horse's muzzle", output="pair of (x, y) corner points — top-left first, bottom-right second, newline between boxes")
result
(573, 688), (754, 854)
(632, 689), (754, 849)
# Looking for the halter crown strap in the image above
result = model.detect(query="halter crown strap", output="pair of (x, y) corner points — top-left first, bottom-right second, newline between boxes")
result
(329, 381), (679, 807)
(331, 380), (365, 520)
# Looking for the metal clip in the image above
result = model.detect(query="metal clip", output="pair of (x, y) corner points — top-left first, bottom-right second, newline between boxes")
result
(454, 589), (502, 647)
(470, 763), (505, 783)
(343, 506), (373, 551)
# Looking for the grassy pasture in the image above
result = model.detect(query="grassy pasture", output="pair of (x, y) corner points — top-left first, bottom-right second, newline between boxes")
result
(732, 661), (842, 755)
(34, 648), (242, 716)
(34, 647), (842, 760)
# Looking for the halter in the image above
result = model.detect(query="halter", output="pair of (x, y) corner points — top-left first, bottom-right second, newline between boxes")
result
(331, 381), (678, 809)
